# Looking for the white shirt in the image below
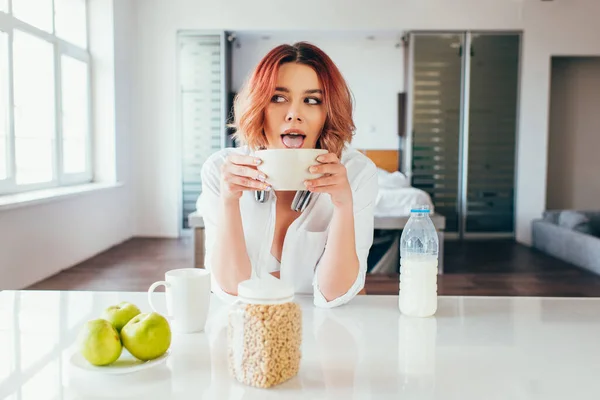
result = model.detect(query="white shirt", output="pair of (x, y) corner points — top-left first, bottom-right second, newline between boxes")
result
(196, 145), (378, 308)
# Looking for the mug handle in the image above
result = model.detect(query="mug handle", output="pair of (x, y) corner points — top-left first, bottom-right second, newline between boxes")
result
(147, 281), (171, 316)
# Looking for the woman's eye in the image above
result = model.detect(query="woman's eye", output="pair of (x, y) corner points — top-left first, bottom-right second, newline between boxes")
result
(271, 95), (286, 103)
(305, 97), (322, 105)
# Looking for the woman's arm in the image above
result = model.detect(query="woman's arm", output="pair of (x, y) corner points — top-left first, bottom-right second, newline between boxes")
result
(305, 153), (378, 302)
(200, 153), (269, 296)
(211, 198), (253, 295)
(314, 203), (359, 301)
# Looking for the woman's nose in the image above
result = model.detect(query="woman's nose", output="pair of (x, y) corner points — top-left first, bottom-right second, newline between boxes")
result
(285, 107), (303, 123)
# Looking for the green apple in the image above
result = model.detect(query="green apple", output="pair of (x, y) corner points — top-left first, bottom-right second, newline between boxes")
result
(78, 319), (122, 366)
(121, 312), (171, 361)
(101, 302), (141, 332)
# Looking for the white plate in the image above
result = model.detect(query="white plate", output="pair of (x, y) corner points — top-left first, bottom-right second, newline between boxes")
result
(70, 348), (170, 375)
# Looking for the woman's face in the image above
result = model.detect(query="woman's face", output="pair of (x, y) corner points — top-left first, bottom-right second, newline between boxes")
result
(264, 63), (326, 149)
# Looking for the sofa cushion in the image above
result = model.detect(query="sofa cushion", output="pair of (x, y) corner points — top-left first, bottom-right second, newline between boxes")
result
(542, 211), (561, 224)
(558, 210), (593, 234)
(588, 215), (600, 237)
(574, 223), (594, 235)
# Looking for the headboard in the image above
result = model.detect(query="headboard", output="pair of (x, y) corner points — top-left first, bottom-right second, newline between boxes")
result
(358, 150), (399, 173)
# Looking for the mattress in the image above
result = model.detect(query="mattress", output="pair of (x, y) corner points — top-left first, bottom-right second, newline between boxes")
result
(368, 169), (436, 273)
(374, 187), (434, 216)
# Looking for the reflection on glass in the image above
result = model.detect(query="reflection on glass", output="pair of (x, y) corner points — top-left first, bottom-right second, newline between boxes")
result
(0, 31), (8, 180)
(178, 34), (223, 229)
(466, 34), (520, 233)
(168, 333), (211, 395)
(0, 135), (6, 181)
(398, 315), (437, 397)
(315, 315), (358, 397)
(55, 0), (87, 48)
(19, 334), (61, 372)
(12, 0), (53, 33)
(18, 293), (60, 372)
(13, 30), (55, 184)
(61, 56), (89, 173)
(0, 292), (15, 330)
(398, 315), (437, 375)
(20, 360), (60, 400)
(0, 331), (13, 383)
(411, 34), (463, 233)
(18, 292), (60, 333)
(67, 291), (94, 331)
(206, 324), (234, 398)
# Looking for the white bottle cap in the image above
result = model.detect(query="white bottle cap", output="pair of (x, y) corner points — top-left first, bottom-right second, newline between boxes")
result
(238, 275), (295, 304)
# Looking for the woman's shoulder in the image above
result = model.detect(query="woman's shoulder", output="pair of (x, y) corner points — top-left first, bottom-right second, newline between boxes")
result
(340, 146), (377, 183)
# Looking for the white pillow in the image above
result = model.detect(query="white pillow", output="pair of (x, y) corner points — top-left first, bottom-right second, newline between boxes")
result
(376, 168), (410, 189)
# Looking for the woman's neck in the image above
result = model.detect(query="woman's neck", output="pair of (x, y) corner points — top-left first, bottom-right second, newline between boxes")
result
(275, 191), (297, 206)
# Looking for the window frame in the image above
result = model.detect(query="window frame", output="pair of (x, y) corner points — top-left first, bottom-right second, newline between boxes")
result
(0, 0), (92, 195)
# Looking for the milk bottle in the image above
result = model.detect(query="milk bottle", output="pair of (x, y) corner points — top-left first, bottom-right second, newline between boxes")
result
(399, 205), (439, 317)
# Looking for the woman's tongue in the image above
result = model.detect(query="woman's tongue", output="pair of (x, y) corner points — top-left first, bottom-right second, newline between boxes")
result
(281, 134), (305, 149)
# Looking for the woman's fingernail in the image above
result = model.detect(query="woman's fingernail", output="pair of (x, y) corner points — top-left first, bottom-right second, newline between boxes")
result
(316, 156), (324, 162)
(309, 166), (317, 173)
(255, 158), (262, 165)
(264, 185), (272, 191)
(258, 174), (266, 182)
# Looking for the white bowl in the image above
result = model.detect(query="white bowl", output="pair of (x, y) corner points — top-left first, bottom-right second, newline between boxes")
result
(69, 348), (170, 375)
(255, 148), (328, 191)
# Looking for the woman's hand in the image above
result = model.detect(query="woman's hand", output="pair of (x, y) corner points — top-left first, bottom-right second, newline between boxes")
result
(220, 154), (270, 203)
(304, 153), (352, 208)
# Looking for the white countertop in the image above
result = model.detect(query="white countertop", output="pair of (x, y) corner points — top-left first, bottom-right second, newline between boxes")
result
(1, 291), (599, 399)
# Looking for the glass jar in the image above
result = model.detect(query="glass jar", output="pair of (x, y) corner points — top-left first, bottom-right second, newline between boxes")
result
(227, 276), (302, 388)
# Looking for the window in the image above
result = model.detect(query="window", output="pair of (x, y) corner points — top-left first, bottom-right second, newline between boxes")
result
(13, 30), (55, 185)
(0, 31), (8, 181)
(55, 0), (87, 48)
(12, 0), (53, 33)
(61, 55), (89, 175)
(0, 0), (91, 195)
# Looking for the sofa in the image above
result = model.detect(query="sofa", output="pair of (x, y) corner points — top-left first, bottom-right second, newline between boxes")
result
(532, 210), (600, 275)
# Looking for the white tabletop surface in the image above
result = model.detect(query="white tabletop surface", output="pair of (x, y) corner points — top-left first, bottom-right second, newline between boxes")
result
(0, 290), (599, 399)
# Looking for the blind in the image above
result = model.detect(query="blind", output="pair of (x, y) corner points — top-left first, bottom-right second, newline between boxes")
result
(179, 34), (223, 229)
(466, 34), (519, 233)
(411, 34), (463, 233)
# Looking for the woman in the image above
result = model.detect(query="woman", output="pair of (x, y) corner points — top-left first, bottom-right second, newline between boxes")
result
(197, 42), (378, 308)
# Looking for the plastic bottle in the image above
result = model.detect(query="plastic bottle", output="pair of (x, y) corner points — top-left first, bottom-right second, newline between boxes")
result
(399, 205), (439, 317)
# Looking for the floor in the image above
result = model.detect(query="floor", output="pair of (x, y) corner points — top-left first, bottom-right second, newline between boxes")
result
(27, 238), (600, 297)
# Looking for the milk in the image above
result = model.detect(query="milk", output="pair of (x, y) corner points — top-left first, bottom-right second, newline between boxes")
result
(399, 256), (438, 317)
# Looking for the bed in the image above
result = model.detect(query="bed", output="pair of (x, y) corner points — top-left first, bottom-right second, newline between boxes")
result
(358, 150), (434, 215)
(358, 149), (445, 274)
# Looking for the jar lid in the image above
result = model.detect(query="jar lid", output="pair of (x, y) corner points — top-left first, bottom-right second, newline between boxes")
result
(238, 275), (294, 304)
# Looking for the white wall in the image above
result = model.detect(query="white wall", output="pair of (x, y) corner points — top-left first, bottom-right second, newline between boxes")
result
(232, 33), (403, 150)
(130, 0), (600, 245)
(0, 0), (135, 289)
(547, 57), (600, 210)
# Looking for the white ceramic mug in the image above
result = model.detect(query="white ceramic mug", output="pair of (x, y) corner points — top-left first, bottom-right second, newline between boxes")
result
(255, 148), (328, 191)
(147, 268), (211, 334)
